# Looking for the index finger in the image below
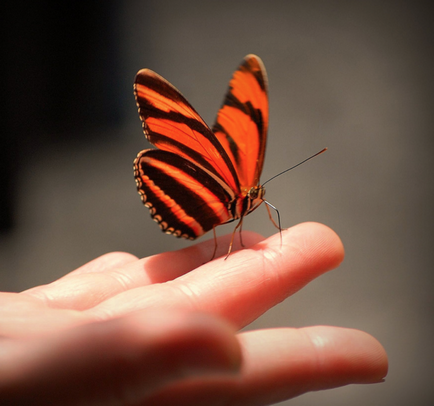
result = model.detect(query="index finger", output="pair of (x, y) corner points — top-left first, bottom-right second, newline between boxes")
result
(88, 222), (344, 328)
(21, 232), (264, 310)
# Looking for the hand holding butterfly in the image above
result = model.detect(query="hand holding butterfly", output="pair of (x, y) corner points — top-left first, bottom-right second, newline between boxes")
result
(0, 222), (387, 405)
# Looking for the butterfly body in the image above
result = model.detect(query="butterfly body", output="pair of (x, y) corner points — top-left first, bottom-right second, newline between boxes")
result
(134, 55), (269, 243)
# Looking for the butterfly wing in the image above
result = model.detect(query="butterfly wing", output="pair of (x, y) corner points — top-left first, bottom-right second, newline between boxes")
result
(134, 68), (241, 239)
(134, 69), (240, 194)
(134, 149), (234, 239)
(212, 54), (268, 192)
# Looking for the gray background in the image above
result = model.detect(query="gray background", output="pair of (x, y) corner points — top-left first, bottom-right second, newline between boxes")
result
(1, 1), (433, 405)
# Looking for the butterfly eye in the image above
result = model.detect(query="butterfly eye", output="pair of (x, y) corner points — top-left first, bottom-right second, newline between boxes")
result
(248, 186), (265, 200)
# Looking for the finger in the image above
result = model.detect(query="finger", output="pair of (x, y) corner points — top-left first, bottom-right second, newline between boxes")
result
(64, 252), (139, 276)
(0, 311), (241, 406)
(233, 326), (388, 403)
(141, 326), (388, 406)
(0, 292), (88, 338)
(133, 230), (264, 284)
(21, 252), (139, 310)
(89, 222), (344, 327)
(21, 233), (264, 311)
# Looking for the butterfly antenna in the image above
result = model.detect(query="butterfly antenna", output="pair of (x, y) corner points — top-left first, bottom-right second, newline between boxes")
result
(262, 148), (327, 186)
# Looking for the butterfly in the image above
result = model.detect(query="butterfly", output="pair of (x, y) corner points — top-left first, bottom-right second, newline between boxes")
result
(133, 54), (278, 258)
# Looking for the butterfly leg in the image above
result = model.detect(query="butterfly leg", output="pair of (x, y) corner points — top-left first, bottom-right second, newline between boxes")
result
(264, 200), (281, 229)
(209, 226), (218, 261)
(225, 216), (244, 260)
(238, 217), (245, 248)
(264, 200), (284, 246)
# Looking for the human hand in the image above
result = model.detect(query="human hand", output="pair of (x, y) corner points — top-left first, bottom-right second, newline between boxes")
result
(0, 222), (388, 405)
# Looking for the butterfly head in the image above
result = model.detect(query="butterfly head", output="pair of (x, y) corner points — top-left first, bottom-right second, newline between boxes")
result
(247, 185), (265, 200)
(246, 185), (266, 214)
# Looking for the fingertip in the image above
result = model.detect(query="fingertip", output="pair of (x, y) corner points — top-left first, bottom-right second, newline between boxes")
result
(305, 222), (345, 268)
(282, 222), (345, 272)
(346, 329), (389, 383)
(304, 326), (388, 385)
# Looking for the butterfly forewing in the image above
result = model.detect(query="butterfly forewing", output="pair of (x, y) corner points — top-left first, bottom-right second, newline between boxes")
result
(212, 55), (268, 192)
(134, 70), (240, 194)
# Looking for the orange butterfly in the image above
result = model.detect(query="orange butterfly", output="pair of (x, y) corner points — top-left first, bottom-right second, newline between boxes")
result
(133, 55), (286, 257)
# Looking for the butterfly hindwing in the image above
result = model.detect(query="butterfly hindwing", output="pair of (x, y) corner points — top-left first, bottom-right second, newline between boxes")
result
(134, 149), (234, 239)
(212, 54), (268, 191)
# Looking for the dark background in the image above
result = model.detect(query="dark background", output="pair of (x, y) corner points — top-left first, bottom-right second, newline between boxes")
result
(1, 1), (433, 405)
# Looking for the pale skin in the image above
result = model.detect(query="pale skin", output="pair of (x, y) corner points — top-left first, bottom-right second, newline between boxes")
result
(0, 222), (388, 405)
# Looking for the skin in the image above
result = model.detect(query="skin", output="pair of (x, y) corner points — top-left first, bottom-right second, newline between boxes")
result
(0, 222), (388, 405)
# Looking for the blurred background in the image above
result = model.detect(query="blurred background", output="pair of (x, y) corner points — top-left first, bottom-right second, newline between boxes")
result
(1, 1), (433, 404)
